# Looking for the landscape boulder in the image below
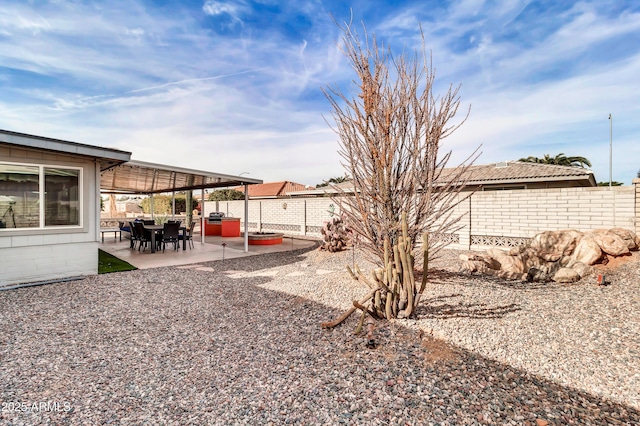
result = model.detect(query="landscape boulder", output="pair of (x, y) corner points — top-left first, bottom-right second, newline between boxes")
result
(608, 228), (640, 250)
(553, 267), (581, 283)
(588, 230), (630, 257)
(528, 230), (583, 257)
(571, 235), (602, 265)
(560, 257), (591, 278)
(461, 228), (638, 283)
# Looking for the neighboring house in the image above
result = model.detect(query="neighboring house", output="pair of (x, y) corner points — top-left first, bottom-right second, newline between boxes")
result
(99, 196), (144, 217)
(287, 162), (596, 196)
(0, 129), (131, 286)
(286, 180), (355, 197)
(109, 199), (143, 216)
(233, 181), (313, 199)
(442, 161), (597, 190)
(118, 199), (144, 214)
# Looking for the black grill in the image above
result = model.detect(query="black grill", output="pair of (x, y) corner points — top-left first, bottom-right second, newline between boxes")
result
(207, 212), (225, 224)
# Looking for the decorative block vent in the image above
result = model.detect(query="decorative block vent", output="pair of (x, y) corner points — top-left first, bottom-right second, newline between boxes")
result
(471, 235), (530, 247)
(262, 223), (301, 232)
(431, 233), (460, 244)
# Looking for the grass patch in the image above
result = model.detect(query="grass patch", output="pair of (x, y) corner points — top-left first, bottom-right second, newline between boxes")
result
(98, 249), (137, 274)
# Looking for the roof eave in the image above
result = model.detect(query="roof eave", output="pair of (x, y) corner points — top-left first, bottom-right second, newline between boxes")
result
(460, 173), (595, 187)
(0, 129), (131, 168)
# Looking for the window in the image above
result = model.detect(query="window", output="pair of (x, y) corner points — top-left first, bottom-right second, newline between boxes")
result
(45, 168), (80, 226)
(0, 162), (81, 229)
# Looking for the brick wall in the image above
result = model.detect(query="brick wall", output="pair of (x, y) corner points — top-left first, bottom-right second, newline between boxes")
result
(463, 185), (636, 249)
(204, 198), (339, 237)
(203, 182), (640, 250)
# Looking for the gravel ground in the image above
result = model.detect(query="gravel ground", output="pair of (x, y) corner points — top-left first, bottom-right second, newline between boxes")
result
(1, 243), (639, 425)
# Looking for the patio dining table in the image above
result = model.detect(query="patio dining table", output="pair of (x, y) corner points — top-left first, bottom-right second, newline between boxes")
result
(143, 224), (187, 253)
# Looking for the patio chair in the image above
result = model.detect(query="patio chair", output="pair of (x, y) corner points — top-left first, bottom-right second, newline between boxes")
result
(119, 221), (132, 241)
(161, 222), (180, 252)
(133, 221), (152, 252)
(128, 221), (141, 249)
(180, 221), (196, 250)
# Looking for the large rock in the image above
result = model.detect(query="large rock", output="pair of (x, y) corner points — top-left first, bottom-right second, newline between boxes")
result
(462, 228), (630, 283)
(459, 252), (504, 274)
(488, 247), (554, 275)
(484, 268), (527, 281)
(529, 230), (583, 256)
(559, 256), (591, 278)
(571, 235), (602, 265)
(608, 228), (639, 250)
(588, 230), (630, 256)
(553, 267), (581, 283)
(526, 262), (561, 282)
(486, 248), (521, 273)
(520, 246), (557, 267)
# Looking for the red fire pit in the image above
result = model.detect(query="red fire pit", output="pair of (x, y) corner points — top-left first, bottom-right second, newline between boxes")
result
(248, 232), (283, 245)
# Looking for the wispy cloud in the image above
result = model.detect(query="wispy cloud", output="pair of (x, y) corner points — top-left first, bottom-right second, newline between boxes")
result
(0, 0), (638, 185)
(202, 0), (247, 19)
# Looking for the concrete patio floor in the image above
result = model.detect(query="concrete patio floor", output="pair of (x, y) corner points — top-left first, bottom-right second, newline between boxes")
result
(99, 233), (318, 269)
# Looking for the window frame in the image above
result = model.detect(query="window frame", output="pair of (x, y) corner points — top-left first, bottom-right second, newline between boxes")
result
(0, 161), (83, 230)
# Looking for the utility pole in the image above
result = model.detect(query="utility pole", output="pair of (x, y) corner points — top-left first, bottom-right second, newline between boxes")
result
(609, 113), (612, 189)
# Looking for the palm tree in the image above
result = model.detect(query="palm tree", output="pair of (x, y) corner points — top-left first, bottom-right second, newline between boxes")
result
(518, 153), (592, 168)
(315, 175), (350, 188)
(597, 181), (623, 186)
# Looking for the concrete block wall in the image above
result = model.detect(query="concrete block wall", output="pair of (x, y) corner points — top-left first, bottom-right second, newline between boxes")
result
(446, 185), (637, 250)
(470, 186), (635, 237)
(443, 194), (472, 248)
(304, 198), (342, 233)
(266, 198), (304, 232)
(204, 182), (640, 251)
(223, 201), (246, 221)
(204, 198), (341, 237)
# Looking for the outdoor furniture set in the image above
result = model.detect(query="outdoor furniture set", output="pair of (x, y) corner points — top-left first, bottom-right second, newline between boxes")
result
(128, 220), (195, 253)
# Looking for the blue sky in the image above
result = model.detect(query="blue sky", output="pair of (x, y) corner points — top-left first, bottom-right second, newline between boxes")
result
(1, 0), (639, 186)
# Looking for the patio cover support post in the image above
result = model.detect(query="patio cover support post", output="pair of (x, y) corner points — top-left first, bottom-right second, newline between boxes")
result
(95, 160), (101, 243)
(172, 173), (177, 219)
(150, 194), (154, 222)
(171, 192), (175, 220)
(244, 183), (249, 253)
(201, 188), (205, 245)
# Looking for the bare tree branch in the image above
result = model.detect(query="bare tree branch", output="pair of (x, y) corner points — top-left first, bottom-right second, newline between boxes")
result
(323, 21), (480, 270)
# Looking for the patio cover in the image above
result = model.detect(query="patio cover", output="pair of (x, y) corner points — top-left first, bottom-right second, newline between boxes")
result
(100, 160), (262, 252)
(100, 160), (262, 194)
(1, 128), (131, 171)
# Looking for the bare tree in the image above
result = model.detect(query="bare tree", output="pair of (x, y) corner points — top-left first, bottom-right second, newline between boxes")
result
(322, 22), (479, 324)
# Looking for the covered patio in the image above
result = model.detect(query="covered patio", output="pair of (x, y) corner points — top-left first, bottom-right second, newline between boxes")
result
(100, 160), (263, 253)
(98, 234), (317, 269)
(99, 160), (319, 268)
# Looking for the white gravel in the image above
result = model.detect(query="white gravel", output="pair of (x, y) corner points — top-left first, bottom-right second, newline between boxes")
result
(1, 243), (639, 425)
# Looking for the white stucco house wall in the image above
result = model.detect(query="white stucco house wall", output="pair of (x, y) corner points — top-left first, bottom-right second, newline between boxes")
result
(0, 130), (131, 286)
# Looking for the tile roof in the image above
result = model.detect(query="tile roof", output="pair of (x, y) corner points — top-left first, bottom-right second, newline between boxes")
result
(234, 181), (311, 198)
(446, 161), (595, 185)
(286, 161), (595, 196)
